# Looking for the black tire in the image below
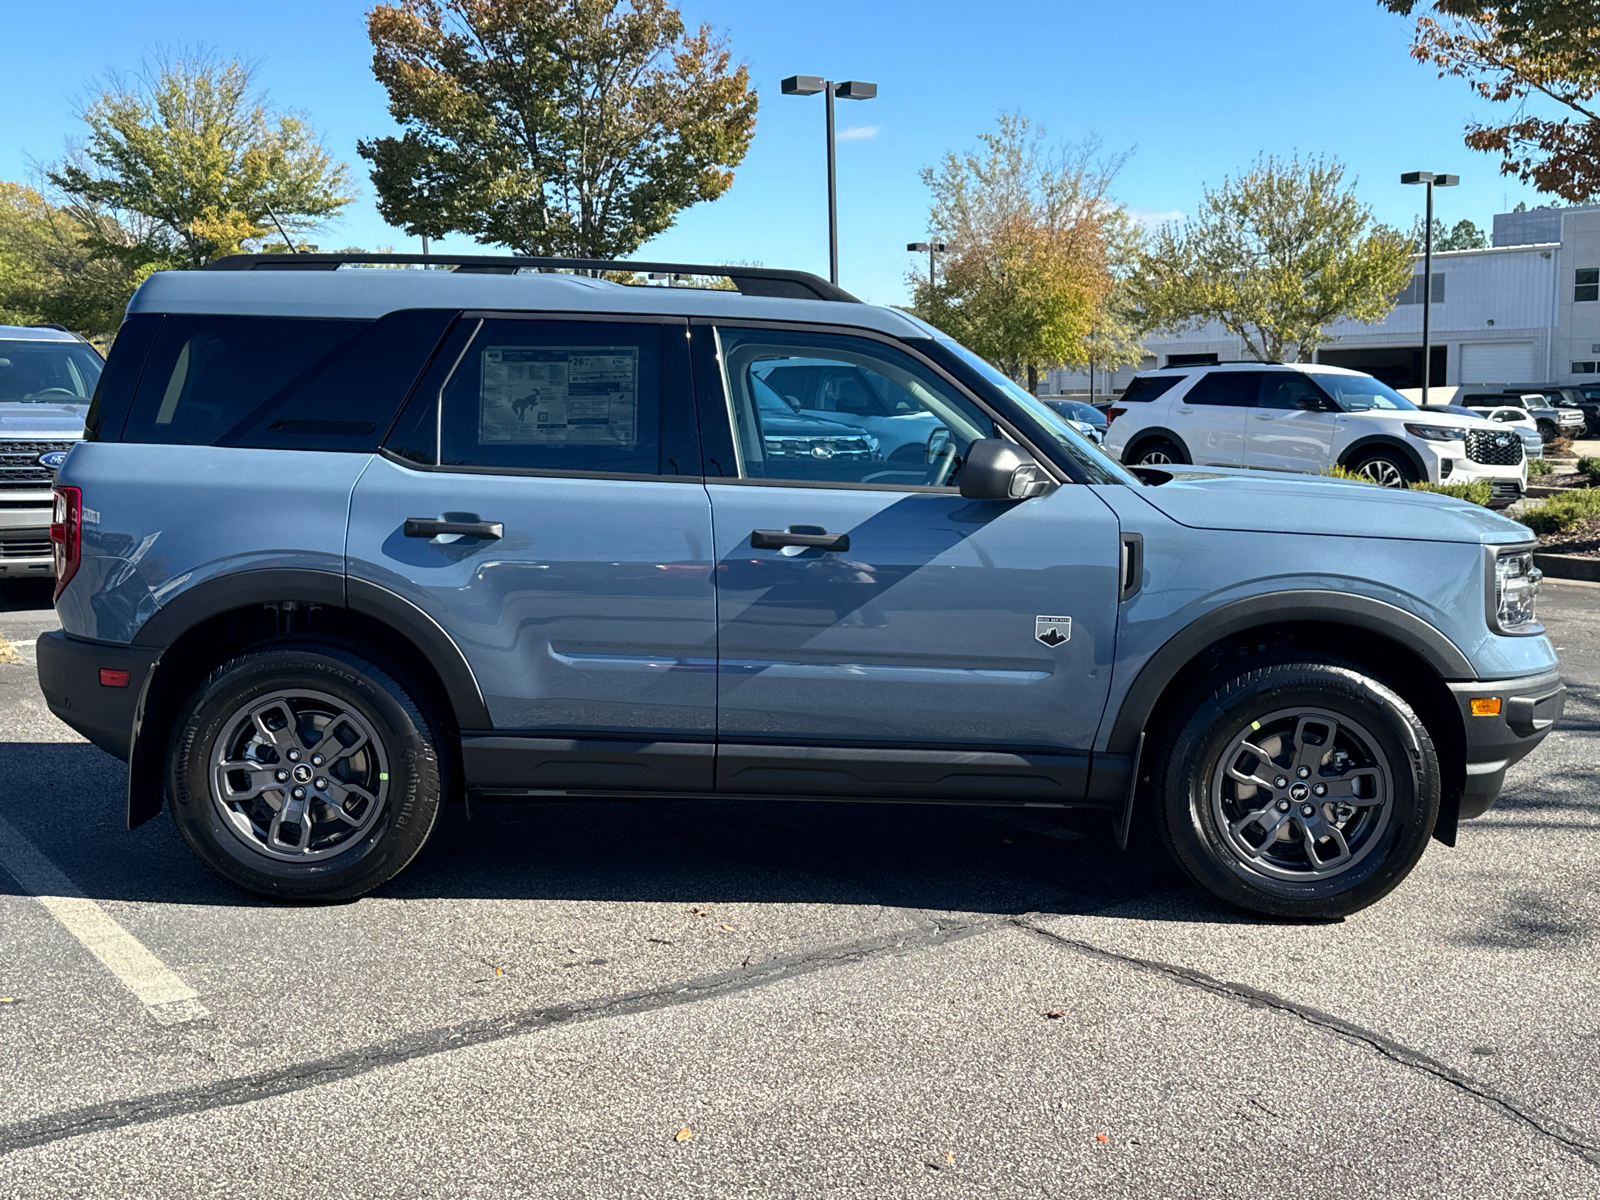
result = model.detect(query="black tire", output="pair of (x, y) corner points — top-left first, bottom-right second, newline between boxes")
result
(1128, 437), (1189, 466)
(1152, 658), (1440, 920)
(167, 642), (447, 901)
(1347, 449), (1416, 488)
(1537, 420), (1558, 442)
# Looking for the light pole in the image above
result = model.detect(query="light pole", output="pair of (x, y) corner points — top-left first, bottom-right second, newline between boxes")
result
(907, 241), (948, 287)
(783, 75), (878, 285)
(1401, 171), (1459, 405)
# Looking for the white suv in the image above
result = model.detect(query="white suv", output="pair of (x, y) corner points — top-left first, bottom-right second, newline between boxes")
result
(1103, 363), (1527, 507)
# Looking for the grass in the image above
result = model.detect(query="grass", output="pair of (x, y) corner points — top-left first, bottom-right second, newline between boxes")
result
(1520, 487), (1600, 535)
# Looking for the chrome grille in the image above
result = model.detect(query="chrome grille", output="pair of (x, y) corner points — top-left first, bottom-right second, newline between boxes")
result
(0, 440), (77, 489)
(0, 538), (52, 559)
(1466, 430), (1523, 466)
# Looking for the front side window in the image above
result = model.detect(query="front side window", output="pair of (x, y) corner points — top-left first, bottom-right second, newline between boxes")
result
(1311, 373), (1417, 412)
(1258, 373), (1330, 411)
(1575, 268), (1598, 303)
(439, 319), (674, 475)
(716, 328), (994, 487)
(0, 340), (104, 403)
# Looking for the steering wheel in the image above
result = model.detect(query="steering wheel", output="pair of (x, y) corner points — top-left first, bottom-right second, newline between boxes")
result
(928, 443), (961, 488)
(26, 388), (77, 399)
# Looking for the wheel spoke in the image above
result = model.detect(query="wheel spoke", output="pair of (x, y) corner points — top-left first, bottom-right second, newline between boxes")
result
(267, 791), (313, 854)
(1321, 768), (1385, 806)
(1297, 809), (1352, 871)
(1226, 741), (1282, 791)
(322, 779), (377, 825)
(250, 700), (304, 754)
(214, 759), (281, 802)
(1230, 803), (1291, 852)
(311, 714), (370, 765)
(1290, 716), (1336, 774)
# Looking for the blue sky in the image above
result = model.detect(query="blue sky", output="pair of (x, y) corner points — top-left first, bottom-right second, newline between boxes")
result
(0, 0), (1554, 305)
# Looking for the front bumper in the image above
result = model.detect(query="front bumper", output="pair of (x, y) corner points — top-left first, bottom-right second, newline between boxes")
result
(1449, 667), (1566, 820)
(0, 497), (54, 577)
(35, 629), (160, 762)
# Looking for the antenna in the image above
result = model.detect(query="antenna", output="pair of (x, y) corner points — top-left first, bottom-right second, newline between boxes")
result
(262, 203), (298, 254)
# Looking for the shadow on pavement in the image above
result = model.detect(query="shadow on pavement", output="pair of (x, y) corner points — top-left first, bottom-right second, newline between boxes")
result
(0, 579), (54, 613)
(0, 740), (1231, 922)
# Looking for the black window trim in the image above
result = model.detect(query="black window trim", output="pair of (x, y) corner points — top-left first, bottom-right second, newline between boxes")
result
(380, 311), (705, 484)
(687, 315), (1076, 490)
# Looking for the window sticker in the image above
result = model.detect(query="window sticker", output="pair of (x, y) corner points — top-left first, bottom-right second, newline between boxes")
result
(477, 346), (639, 446)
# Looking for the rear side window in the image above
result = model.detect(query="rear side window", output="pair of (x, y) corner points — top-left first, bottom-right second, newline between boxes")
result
(1117, 375), (1182, 403)
(1183, 371), (1264, 407)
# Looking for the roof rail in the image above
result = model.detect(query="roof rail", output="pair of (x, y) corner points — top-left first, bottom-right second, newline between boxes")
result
(203, 253), (859, 303)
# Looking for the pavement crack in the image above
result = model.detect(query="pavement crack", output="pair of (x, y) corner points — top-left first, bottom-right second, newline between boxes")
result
(0, 912), (1008, 1157)
(1014, 917), (1600, 1168)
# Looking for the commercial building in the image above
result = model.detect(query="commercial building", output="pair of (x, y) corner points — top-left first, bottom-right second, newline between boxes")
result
(1044, 204), (1600, 395)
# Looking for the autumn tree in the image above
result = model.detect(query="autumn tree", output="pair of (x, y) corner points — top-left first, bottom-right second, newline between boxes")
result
(359, 0), (758, 258)
(48, 52), (354, 270)
(1381, 2), (1600, 201)
(911, 115), (1123, 390)
(0, 182), (147, 336)
(1126, 155), (1415, 363)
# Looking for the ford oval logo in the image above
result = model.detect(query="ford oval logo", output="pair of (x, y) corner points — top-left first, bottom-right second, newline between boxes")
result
(37, 450), (70, 470)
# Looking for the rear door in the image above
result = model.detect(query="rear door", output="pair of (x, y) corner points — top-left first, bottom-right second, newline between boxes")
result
(348, 313), (718, 793)
(1244, 371), (1341, 472)
(694, 323), (1122, 803)
(1172, 370), (1256, 465)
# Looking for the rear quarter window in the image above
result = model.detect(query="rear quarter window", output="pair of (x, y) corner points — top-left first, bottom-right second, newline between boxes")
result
(1118, 375), (1183, 403)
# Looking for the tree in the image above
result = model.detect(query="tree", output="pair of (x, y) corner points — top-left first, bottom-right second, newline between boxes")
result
(0, 182), (146, 336)
(1380, 2), (1600, 202)
(910, 114), (1124, 390)
(48, 51), (355, 270)
(1416, 215), (1492, 249)
(359, 0), (757, 258)
(1061, 207), (1148, 385)
(1126, 155), (1415, 363)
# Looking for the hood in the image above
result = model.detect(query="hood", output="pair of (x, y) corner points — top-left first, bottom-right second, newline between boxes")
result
(1131, 467), (1531, 545)
(0, 401), (88, 439)
(1358, 407), (1495, 430)
(760, 411), (871, 438)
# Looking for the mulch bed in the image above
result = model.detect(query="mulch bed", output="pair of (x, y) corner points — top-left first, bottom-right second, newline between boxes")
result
(1537, 512), (1600, 558)
(1533, 472), (1594, 490)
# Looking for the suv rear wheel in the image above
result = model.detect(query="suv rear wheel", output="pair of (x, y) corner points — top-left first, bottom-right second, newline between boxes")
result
(1152, 658), (1439, 919)
(1347, 449), (1415, 488)
(167, 642), (447, 901)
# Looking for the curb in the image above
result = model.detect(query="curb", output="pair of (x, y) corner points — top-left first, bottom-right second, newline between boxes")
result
(1534, 552), (1600, 583)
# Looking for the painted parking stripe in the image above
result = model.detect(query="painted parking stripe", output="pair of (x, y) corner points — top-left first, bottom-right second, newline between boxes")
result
(0, 813), (208, 1025)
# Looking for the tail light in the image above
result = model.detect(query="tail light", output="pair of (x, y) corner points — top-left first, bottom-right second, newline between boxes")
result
(1105, 406), (1127, 424)
(50, 485), (81, 601)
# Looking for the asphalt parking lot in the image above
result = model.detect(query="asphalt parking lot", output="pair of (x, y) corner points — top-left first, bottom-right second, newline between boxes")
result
(1, 577), (1596, 1199)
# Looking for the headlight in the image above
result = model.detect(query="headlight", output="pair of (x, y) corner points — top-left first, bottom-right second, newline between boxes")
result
(1488, 547), (1543, 635)
(1405, 424), (1467, 441)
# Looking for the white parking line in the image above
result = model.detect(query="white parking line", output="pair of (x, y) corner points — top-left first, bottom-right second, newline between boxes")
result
(0, 813), (208, 1025)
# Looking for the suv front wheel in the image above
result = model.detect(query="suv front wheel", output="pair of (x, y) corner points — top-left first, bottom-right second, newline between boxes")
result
(1153, 658), (1440, 919)
(167, 642), (447, 901)
(1347, 449), (1415, 488)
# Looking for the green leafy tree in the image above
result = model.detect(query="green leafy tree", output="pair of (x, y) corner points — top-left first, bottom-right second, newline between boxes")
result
(1127, 155), (1415, 363)
(0, 182), (146, 336)
(48, 51), (355, 270)
(359, 0), (758, 258)
(1380, 2), (1600, 201)
(911, 114), (1124, 390)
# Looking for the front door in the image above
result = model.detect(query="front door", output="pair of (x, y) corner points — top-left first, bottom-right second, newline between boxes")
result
(695, 324), (1122, 802)
(1244, 371), (1341, 472)
(348, 314), (718, 793)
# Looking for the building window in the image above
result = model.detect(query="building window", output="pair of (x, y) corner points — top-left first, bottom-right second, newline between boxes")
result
(1573, 361), (1598, 375)
(1577, 268), (1599, 302)
(1397, 273), (1446, 304)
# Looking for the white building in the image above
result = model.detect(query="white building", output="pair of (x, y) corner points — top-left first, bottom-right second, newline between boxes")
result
(1044, 204), (1600, 396)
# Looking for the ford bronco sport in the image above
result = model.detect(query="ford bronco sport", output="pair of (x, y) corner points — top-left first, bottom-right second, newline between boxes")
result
(36, 254), (1565, 918)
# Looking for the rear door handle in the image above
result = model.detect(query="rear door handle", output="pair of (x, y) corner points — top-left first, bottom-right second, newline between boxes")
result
(404, 518), (504, 539)
(750, 528), (851, 552)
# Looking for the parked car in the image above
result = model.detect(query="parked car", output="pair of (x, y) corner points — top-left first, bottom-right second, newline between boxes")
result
(750, 355), (939, 465)
(1507, 386), (1600, 438)
(1461, 392), (1584, 442)
(0, 325), (102, 579)
(37, 254), (1563, 921)
(1423, 403), (1543, 459)
(1104, 363), (1528, 507)
(1043, 398), (1108, 444)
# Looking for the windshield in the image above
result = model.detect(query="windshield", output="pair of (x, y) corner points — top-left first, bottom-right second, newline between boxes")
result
(1050, 399), (1105, 424)
(0, 339), (103, 403)
(937, 340), (1137, 484)
(1311, 372), (1416, 412)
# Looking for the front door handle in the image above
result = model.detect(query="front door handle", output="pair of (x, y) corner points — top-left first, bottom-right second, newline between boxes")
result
(404, 518), (504, 539)
(750, 528), (851, 552)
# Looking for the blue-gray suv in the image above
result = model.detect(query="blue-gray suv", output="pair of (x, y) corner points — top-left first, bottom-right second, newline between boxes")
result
(36, 254), (1566, 918)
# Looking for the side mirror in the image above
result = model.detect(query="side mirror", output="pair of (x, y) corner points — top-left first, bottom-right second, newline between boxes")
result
(1295, 395), (1333, 412)
(959, 438), (1054, 500)
(926, 426), (952, 463)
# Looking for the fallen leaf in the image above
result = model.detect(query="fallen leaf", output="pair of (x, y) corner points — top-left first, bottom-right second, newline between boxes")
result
(944, 1149), (956, 1166)
(1001, 837), (1014, 844)
(719, 923), (736, 932)
(1043, 1010), (1064, 1020)
(1095, 1133), (1109, 1143)
(493, 966), (503, 976)
(674, 1127), (694, 1143)
(691, 908), (707, 916)
(0, 997), (14, 1004)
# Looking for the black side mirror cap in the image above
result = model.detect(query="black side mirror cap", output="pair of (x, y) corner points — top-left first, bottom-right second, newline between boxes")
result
(959, 438), (1055, 500)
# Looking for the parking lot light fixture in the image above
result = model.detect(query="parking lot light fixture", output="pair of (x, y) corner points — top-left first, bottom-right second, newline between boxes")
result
(784, 75), (878, 285)
(907, 241), (949, 286)
(1402, 171), (1460, 406)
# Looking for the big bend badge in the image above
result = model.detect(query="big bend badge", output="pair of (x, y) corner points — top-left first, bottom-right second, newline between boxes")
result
(1035, 615), (1072, 647)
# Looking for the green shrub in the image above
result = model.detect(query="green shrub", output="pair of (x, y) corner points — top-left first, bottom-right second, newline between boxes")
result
(1318, 465), (1379, 485)
(1520, 487), (1600, 535)
(1411, 480), (1493, 506)
(1528, 456), (1553, 478)
(1578, 455), (1600, 482)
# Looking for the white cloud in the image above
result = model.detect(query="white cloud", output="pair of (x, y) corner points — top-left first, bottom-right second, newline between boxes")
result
(837, 125), (880, 142)
(1125, 206), (1186, 229)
